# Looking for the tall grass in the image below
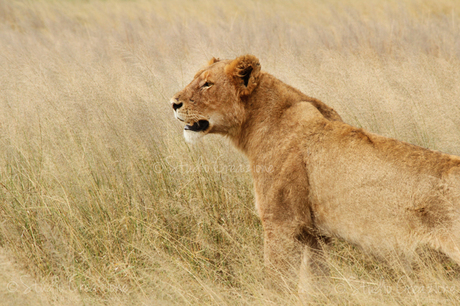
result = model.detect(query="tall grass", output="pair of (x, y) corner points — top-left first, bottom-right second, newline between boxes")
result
(0, 0), (459, 304)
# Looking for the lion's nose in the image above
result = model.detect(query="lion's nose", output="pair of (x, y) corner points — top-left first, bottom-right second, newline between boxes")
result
(172, 101), (183, 111)
(171, 98), (183, 111)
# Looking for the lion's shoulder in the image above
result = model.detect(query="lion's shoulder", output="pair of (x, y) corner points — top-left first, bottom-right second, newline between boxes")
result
(257, 73), (343, 123)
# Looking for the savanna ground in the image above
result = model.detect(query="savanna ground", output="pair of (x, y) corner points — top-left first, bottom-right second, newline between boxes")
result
(0, 0), (460, 305)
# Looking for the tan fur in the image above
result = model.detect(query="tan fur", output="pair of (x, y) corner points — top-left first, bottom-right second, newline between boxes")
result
(171, 54), (460, 292)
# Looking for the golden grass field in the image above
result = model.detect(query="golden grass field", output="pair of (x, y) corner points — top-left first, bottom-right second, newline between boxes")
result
(0, 0), (460, 304)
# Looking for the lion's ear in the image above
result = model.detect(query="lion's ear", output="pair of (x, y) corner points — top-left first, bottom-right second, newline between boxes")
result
(225, 55), (261, 96)
(207, 57), (220, 65)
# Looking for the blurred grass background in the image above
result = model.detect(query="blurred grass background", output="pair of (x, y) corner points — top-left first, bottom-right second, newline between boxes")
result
(0, 0), (459, 304)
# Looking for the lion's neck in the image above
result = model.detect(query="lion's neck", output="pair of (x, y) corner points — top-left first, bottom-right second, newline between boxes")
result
(230, 73), (301, 159)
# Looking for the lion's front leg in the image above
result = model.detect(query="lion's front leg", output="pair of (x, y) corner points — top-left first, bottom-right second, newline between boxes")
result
(253, 163), (329, 293)
(263, 219), (330, 295)
(263, 221), (304, 292)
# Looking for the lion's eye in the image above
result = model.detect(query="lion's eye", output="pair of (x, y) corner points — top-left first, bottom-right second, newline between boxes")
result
(202, 82), (213, 89)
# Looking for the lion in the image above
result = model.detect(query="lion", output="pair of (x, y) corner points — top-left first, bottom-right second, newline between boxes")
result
(170, 54), (460, 293)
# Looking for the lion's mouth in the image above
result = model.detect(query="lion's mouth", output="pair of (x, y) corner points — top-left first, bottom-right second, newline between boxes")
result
(184, 120), (210, 132)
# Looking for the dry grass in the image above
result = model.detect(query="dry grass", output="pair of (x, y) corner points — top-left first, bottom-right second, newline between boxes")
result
(0, 0), (459, 304)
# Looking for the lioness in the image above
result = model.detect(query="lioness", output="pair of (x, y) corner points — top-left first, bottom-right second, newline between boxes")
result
(170, 54), (460, 292)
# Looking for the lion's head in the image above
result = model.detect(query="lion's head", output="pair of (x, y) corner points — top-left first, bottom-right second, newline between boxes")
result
(171, 55), (261, 143)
